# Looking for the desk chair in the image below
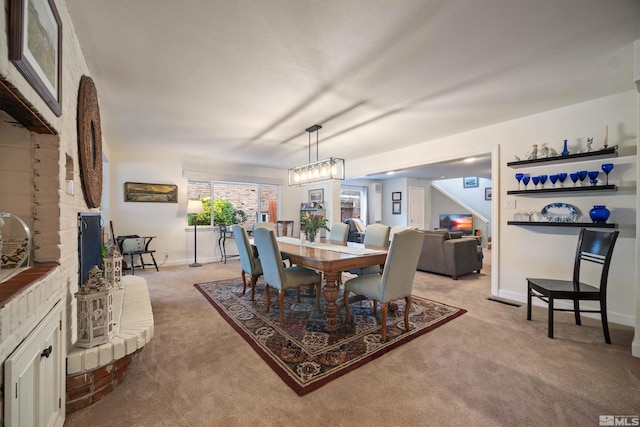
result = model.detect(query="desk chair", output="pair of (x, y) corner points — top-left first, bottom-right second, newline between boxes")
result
(116, 235), (159, 275)
(527, 229), (619, 343)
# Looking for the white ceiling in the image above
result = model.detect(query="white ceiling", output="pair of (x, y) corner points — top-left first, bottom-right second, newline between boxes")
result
(66, 0), (640, 181)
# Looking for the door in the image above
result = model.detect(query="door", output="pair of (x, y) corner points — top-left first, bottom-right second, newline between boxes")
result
(408, 186), (425, 229)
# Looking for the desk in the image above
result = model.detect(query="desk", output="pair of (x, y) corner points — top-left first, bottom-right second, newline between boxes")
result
(274, 237), (387, 332)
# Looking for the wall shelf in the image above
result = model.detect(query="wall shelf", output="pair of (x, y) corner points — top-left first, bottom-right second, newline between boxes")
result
(507, 184), (616, 195)
(507, 146), (617, 168)
(507, 221), (617, 229)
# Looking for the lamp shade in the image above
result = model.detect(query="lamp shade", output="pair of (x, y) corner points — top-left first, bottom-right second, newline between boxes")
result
(187, 200), (204, 214)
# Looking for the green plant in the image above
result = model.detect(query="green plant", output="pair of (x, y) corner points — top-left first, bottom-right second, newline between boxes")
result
(302, 212), (330, 238)
(188, 198), (247, 226)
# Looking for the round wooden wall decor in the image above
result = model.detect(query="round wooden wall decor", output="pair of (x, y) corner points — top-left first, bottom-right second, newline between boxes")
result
(77, 75), (103, 208)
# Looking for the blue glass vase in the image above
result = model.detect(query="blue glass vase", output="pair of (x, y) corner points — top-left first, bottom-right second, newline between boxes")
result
(561, 139), (569, 156)
(589, 205), (610, 223)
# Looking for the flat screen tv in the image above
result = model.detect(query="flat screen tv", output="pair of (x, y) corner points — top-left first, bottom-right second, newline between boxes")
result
(439, 214), (473, 235)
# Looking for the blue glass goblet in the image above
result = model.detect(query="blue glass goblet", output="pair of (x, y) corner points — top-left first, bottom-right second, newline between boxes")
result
(522, 175), (531, 190)
(601, 163), (614, 185)
(531, 176), (540, 189)
(588, 170), (599, 186)
(569, 173), (579, 186)
(577, 170), (588, 186)
(539, 175), (548, 188)
(549, 174), (558, 187)
(515, 173), (524, 190)
(557, 172), (567, 187)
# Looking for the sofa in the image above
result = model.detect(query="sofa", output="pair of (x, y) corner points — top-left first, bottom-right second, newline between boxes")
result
(343, 218), (366, 243)
(417, 230), (482, 279)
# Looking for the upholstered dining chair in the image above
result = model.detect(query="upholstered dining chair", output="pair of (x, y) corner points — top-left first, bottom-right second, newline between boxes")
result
(347, 223), (391, 276)
(253, 222), (276, 233)
(527, 228), (619, 343)
(276, 220), (295, 237)
(232, 225), (262, 301)
(328, 222), (349, 243)
(343, 229), (425, 341)
(253, 228), (322, 324)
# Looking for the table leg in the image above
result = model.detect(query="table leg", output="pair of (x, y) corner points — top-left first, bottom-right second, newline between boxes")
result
(323, 271), (341, 332)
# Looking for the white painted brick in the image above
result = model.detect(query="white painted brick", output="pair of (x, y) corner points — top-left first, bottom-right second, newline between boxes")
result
(111, 336), (126, 360)
(83, 347), (99, 370)
(67, 349), (84, 374)
(98, 343), (114, 366)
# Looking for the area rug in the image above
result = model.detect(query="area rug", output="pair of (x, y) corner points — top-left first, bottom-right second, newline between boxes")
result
(195, 278), (466, 396)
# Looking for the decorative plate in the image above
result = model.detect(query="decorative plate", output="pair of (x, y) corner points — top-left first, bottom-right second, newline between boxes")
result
(541, 203), (577, 216)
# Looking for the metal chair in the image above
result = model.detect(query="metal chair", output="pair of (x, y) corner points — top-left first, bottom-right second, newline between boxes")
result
(116, 235), (159, 275)
(527, 228), (619, 343)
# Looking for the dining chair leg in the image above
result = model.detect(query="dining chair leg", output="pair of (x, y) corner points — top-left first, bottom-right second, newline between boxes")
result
(265, 285), (271, 313)
(601, 300), (611, 344)
(404, 296), (412, 333)
(241, 271), (248, 295)
(296, 289), (301, 303)
(548, 297), (554, 339)
(381, 302), (388, 342)
(343, 290), (351, 322)
(573, 300), (582, 325)
(250, 275), (258, 301)
(279, 289), (286, 324)
(373, 300), (378, 316)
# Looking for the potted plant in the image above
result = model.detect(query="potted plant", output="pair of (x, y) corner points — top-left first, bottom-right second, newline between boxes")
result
(301, 212), (330, 244)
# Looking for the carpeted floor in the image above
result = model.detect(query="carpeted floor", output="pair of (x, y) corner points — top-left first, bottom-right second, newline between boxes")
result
(64, 251), (640, 427)
(195, 278), (465, 395)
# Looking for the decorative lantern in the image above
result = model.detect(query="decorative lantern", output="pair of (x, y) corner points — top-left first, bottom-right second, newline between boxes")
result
(103, 245), (123, 289)
(76, 265), (114, 348)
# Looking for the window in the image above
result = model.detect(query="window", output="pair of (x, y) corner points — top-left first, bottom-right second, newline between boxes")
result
(340, 186), (366, 222)
(187, 180), (279, 228)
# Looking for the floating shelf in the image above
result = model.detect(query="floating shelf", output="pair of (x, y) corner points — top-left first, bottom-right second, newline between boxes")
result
(507, 221), (617, 229)
(507, 184), (617, 195)
(507, 147), (617, 168)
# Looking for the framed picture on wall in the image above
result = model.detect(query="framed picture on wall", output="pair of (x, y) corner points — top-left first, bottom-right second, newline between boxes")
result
(309, 188), (324, 203)
(392, 191), (402, 201)
(463, 177), (479, 188)
(392, 201), (401, 215)
(9, 0), (63, 116)
(485, 187), (492, 200)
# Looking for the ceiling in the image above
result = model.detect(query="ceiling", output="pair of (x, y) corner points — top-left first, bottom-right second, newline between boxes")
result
(65, 1), (640, 181)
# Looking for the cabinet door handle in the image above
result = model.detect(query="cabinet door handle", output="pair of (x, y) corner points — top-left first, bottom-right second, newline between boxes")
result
(41, 345), (53, 358)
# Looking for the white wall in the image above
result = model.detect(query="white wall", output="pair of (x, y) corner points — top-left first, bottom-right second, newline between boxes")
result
(348, 90), (637, 327)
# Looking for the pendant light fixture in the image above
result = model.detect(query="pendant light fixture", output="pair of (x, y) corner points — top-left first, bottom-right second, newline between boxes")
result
(288, 124), (345, 186)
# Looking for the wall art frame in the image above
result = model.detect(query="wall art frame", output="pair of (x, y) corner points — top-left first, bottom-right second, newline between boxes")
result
(392, 201), (401, 215)
(9, 0), (62, 116)
(463, 177), (479, 188)
(392, 191), (402, 201)
(309, 188), (324, 203)
(485, 187), (492, 201)
(124, 182), (178, 203)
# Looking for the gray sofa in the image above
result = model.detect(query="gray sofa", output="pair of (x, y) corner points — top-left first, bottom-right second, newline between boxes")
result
(417, 230), (482, 279)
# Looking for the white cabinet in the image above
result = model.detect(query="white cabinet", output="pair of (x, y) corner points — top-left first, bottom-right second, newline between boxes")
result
(5, 302), (64, 427)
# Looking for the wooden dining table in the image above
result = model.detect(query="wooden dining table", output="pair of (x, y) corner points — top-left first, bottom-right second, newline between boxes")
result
(272, 237), (388, 333)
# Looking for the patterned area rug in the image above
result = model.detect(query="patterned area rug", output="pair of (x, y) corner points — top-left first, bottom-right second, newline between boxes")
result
(195, 278), (466, 395)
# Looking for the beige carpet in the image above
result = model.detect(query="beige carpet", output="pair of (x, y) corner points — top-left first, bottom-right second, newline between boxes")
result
(65, 251), (640, 426)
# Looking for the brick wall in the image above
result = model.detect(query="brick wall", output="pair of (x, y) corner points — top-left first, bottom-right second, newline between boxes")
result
(66, 349), (142, 414)
(187, 181), (278, 227)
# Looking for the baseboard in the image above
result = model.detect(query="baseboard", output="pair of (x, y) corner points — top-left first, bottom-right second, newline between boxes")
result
(497, 289), (635, 327)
